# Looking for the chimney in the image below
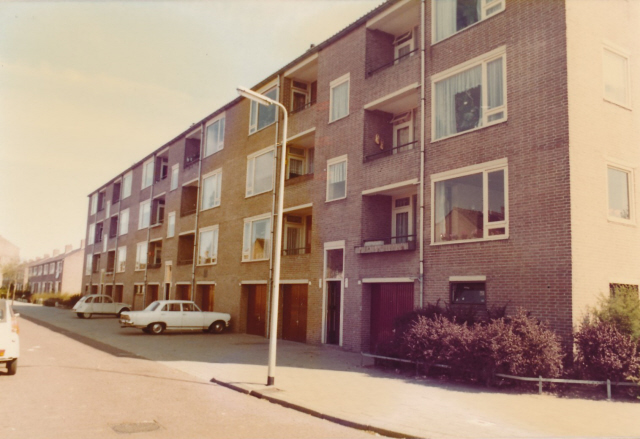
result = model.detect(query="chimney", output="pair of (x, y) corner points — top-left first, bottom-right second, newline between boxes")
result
(64, 244), (73, 253)
(80, 239), (86, 249)
(53, 249), (60, 257)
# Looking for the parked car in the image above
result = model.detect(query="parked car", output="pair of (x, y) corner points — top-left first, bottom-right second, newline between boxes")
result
(72, 294), (131, 319)
(119, 300), (231, 335)
(0, 299), (19, 375)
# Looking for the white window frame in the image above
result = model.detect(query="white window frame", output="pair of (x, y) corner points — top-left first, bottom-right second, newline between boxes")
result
(242, 213), (272, 262)
(119, 208), (129, 236)
(329, 73), (350, 123)
(290, 81), (310, 112)
(198, 225), (219, 266)
(249, 82), (279, 135)
(201, 169), (222, 210)
(135, 241), (148, 271)
(170, 164), (179, 191)
(326, 155), (348, 202)
(391, 194), (415, 243)
(392, 111), (414, 152)
(246, 146), (275, 197)
(88, 223), (95, 245)
(607, 163), (635, 224)
(138, 200), (151, 230)
(394, 30), (415, 63)
(141, 159), (154, 189)
(431, 158), (509, 245)
(90, 193), (98, 215)
(56, 261), (62, 278)
(204, 114), (225, 157)
(167, 211), (176, 238)
(431, 46), (507, 141)
(603, 44), (631, 109)
(116, 246), (127, 273)
(432, 0), (505, 44)
(122, 171), (132, 199)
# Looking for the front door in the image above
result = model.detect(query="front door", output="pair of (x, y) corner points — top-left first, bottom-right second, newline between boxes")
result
(145, 285), (159, 308)
(246, 284), (267, 337)
(196, 285), (215, 311)
(326, 281), (341, 345)
(282, 284), (308, 343)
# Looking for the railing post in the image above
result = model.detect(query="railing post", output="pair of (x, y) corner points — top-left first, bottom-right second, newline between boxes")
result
(538, 376), (542, 394)
(607, 379), (611, 400)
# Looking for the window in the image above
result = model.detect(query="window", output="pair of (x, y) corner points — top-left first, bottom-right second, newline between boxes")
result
(106, 250), (116, 273)
(432, 159), (508, 244)
(155, 156), (168, 182)
(44, 264), (49, 275)
(246, 147), (274, 197)
(142, 159), (154, 189)
(117, 246), (127, 273)
(148, 241), (162, 268)
(433, 0), (505, 43)
(327, 156), (347, 201)
(242, 214), (271, 261)
(609, 283), (639, 297)
(97, 191), (106, 212)
(170, 164), (179, 191)
(88, 223), (96, 245)
(394, 30), (415, 63)
(109, 215), (119, 238)
(433, 47), (506, 140)
(198, 226), (219, 265)
(451, 282), (486, 304)
(49, 262), (55, 273)
(151, 196), (165, 226)
(119, 208), (129, 235)
(603, 46), (630, 108)
(38, 266), (42, 275)
(56, 261), (62, 278)
(608, 165), (633, 222)
(330, 73), (350, 122)
(90, 193), (98, 215)
(85, 255), (92, 275)
(202, 170), (222, 210)
(138, 200), (151, 229)
(184, 138), (201, 168)
(205, 116), (225, 156)
(392, 195), (415, 243)
(135, 242), (148, 271)
(112, 181), (121, 203)
(392, 111), (414, 152)
(167, 212), (176, 238)
(122, 172), (132, 199)
(291, 81), (310, 112)
(249, 86), (278, 134)
(287, 147), (314, 179)
(92, 254), (100, 273)
(283, 215), (312, 256)
(95, 222), (104, 243)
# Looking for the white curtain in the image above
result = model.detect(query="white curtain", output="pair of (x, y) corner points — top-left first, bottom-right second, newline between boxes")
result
(487, 58), (504, 110)
(434, 181), (447, 242)
(434, 0), (457, 42)
(329, 161), (346, 199)
(434, 65), (482, 139)
(331, 81), (349, 120)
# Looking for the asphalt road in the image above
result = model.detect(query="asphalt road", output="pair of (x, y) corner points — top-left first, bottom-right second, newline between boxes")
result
(0, 316), (375, 439)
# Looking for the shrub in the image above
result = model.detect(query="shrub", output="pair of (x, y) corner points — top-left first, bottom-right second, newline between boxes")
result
(62, 294), (81, 308)
(574, 320), (640, 382)
(592, 285), (640, 341)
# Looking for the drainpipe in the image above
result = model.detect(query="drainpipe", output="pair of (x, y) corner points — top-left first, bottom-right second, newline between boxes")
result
(111, 172), (124, 300)
(419, 0), (426, 308)
(142, 153), (156, 308)
(190, 122), (206, 301)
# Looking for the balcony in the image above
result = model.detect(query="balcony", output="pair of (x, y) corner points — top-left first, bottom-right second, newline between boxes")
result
(355, 235), (416, 254)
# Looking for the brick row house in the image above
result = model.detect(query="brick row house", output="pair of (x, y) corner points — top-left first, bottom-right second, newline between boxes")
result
(27, 242), (84, 295)
(82, 0), (639, 352)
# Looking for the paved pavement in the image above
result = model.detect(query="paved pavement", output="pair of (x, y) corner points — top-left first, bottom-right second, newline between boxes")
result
(14, 303), (640, 439)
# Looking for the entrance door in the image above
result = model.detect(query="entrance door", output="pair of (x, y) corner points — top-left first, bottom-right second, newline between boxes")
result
(145, 285), (159, 308)
(370, 283), (414, 353)
(196, 285), (215, 311)
(326, 281), (341, 345)
(282, 284), (308, 343)
(163, 283), (170, 301)
(246, 284), (267, 337)
(114, 285), (123, 303)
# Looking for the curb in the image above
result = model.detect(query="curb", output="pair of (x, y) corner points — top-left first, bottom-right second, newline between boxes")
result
(210, 377), (422, 439)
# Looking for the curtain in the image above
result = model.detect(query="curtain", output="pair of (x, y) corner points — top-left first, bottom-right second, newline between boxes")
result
(329, 161), (346, 199)
(395, 212), (409, 243)
(487, 58), (504, 110)
(434, 0), (457, 42)
(435, 65), (482, 139)
(434, 181), (447, 242)
(331, 81), (349, 120)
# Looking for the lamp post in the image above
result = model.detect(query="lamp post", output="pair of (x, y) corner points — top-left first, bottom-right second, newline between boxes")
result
(237, 86), (288, 387)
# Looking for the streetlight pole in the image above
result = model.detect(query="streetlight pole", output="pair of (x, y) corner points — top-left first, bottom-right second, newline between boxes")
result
(237, 86), (288, 386)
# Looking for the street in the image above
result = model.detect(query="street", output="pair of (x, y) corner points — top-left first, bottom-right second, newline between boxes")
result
(0, 313), (373, 439)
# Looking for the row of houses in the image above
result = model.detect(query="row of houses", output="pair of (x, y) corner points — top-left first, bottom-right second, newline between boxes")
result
(82, 0), (639, 353)
(26, 242), (84, 295)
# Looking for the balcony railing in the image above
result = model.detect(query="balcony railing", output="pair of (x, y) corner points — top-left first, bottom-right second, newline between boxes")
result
(282, 245), (311, 256)
(177, 257), (193, 266)
(355, 235), (416, 254)
(291, 100), (317, 115)
(147, 262), (161, 269)
(364, 140), (417, 163)
(181, 207), (197, 217)
(367, 48), (419, 77)
(184, 154), (200, 169)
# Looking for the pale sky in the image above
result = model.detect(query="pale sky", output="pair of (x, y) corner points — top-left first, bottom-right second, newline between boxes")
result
(0, 0), (384, 261)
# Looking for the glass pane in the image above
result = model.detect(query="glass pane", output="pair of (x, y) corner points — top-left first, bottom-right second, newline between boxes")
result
(289, 158), (304, 178)
(199, 231), (213, 264)
(206, 120), (219, 155)
(396, 212), (409, 243)
(258, 88), (277, 130)
(325, 249), (344, 279)
(488, 170), (505, 222)
(254, 151), (274, 194)
(604, 49), (628, 105)
(331, 81), (349, 120)
(608, 168), (630, 219)
(457, 0), (479, 31)
(488, 227), (505, 236)
(487, 57), (503, 110)
(434, 173), (483, 242)
(435, 65), (482, 139)
(328, 161), (346, 200)
(395, 126), (410, 149)
(251, 219), (270, 260)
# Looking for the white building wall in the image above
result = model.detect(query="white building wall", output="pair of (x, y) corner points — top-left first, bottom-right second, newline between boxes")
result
(61, 250), (84, 295)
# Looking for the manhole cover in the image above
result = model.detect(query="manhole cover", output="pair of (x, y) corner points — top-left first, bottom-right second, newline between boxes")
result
(112, 421), (161, 434)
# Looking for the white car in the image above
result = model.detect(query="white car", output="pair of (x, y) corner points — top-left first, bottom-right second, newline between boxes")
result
(0, 299), (19, 375)
(73, 294), (131, 319)
(120, 300), (231, 335)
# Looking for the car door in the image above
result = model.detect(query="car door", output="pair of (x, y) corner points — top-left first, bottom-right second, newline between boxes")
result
(159, 303), (182, 329)
(92, 295), (105, 314)
(102, 296), (116, 314)
(181, 302), (205, 329)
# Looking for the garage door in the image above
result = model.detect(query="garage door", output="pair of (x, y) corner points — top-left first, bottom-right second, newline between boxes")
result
(246, 284), (267, 337)
(370, 283), (414, 354)
(282, 284), (308, 343)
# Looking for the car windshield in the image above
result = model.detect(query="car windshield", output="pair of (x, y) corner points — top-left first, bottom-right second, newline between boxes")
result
(145, 301), (161, 312)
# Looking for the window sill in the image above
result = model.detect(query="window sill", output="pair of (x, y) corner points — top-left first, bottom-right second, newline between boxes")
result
(328, 114), (349, 125)
(245, 189), (272, 199)
(201, 205), (220, 212)
(432, 118), (507, 143)
(607, 217), (636, 227)
(603, 98), (632, 111)
(326, 196), (347, 203)
(242, 258), (270, 263)
(431, 234), (509, 246)
(203, 148), (223, 159)
(196, 262), (217, 267)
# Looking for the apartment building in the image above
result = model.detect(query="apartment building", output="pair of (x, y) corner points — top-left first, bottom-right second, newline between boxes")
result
(28, 242), (84, 295)
(82, 0), (639, 352)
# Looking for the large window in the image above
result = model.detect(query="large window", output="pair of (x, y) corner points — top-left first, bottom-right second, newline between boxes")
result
(433, 0), (505, 43)
(433, 47), (506, 140)
(198, 225), (219, 265)
(122, 172), (132, 199)
(202, 169), (222, 210)
(327, 156), (347, 202)
(142, 159), (154, 189)
(249, 86), (278, 134)
(246, 147), (274, 197)
(88, 223), (95, 245)
(138, 200), (151, 229)
(608, 165), (633, 222)
(167, 212), (176, 238)
(432, 159), (508, 244)
(330, 73), (350, 122)
(242, 214), (271, 261)
(119, 208), (129, 235)
(170, 164), (179, 191)
(603, 46), (630, 108)
(85, 255), (92, 276)
(451, 281), (486, 304)
(90, 193), (98, 215)
(117, 246), (127, 273)
(135, 242), (148, 271)
(205, 115), (225, 156)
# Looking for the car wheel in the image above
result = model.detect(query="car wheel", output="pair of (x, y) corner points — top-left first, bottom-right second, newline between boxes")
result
(82, 313), (92, 319)
(116, 308), (130, 318)
(76, 313), (85, 319)
(7, 359), (17, 375)
(149, 323), (165, 335)
(209, 321), (225, 334)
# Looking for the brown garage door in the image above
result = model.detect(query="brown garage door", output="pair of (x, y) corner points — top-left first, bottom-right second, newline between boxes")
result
(246, 284), (267, 337)
(282, 284), (308, 343)
(370, 283), (414, 354)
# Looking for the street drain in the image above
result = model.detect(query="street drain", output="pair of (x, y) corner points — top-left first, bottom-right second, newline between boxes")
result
(112, 421), (160, 434)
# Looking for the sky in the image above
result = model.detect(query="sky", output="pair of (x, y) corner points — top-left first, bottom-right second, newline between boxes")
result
(0, 0), (385, 262)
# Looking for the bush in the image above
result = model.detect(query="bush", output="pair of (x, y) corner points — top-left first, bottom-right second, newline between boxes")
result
(574, 320), (640, 382)
(592, 285), (640, 341)
(62, 294), (81, 308)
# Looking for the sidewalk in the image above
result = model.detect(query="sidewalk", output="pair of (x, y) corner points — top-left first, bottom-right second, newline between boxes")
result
(15, 303), (640, 439)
